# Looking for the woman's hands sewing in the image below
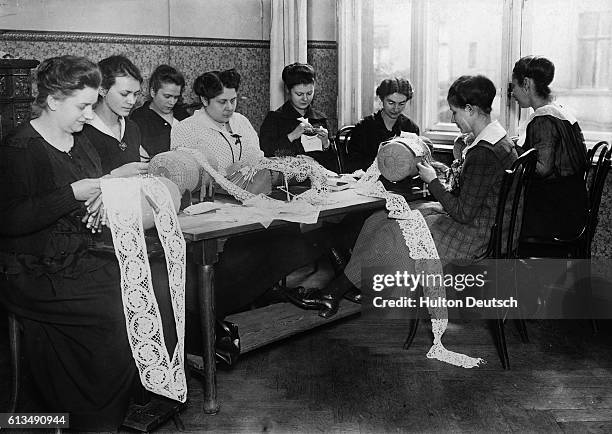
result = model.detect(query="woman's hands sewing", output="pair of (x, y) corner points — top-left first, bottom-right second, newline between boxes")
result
(71, 178), (106, 233)
(416, 161), (438, 184)
(109, 161), (149, 177)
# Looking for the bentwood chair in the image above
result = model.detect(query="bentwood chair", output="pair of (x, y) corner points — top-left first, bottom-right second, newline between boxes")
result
(518, 142), (611, 332)
(520, 141), (611, 260)
(403, 149), (538, 369)
(332, 125), (355, 174)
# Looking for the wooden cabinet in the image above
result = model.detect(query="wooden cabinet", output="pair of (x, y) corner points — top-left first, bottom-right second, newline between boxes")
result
(0, 59), (39, 141)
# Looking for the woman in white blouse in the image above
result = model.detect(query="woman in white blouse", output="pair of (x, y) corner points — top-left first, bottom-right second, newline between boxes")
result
(171, 69), (263, 197)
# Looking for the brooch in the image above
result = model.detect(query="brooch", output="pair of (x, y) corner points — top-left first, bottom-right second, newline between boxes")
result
(118, 141), (128, 151)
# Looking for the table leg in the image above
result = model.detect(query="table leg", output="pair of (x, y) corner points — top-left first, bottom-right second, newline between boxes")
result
(198, 263), (219, 414)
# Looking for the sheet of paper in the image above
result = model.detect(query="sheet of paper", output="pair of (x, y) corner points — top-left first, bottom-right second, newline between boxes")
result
(301, 135), (323, 152)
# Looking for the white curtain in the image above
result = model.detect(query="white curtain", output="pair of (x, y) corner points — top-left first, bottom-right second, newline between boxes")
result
(269, 0), (308, 110)
(337, 0), (363, 127)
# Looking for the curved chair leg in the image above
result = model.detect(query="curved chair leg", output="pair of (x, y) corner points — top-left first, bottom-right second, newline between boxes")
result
(8, 313), (21, 413)
(403, 319), (420, 350)
(492, 319), (510, 370)
(515, 319), (529, 343)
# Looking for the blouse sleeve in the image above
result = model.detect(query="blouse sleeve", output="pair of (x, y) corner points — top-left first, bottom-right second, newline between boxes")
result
(428, 146), (500, 224)
(525, 117), (557, 178)
(0, 145), (80, 236)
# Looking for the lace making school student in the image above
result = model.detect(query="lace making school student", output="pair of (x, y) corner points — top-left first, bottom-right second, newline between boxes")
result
(0, 55), (144, 431)
(511, 55), (588, 240)
(82, 54), (149, 176)
(130, 64), (190, 158)
(259, 62), (337, 171)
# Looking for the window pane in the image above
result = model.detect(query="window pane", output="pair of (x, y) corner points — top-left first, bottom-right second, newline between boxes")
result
(523, 0), (612, 138)
(434, 0), (504, 126)
(372, 0), (412, 114)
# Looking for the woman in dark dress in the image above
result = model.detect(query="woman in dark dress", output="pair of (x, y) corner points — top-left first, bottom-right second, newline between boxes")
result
(345, 77), (420, 173)
(0, 56), (140, 431)
(259, 62), (337, 171)
(130, 64), (190, 157)
(293, 75), (518, 318)
(82, 55), (149, 176)
(511, 55), (588, 239)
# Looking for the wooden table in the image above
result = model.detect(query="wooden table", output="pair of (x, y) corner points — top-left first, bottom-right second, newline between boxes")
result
(178, 188), (429, 414)
(178, 190), (385, 414)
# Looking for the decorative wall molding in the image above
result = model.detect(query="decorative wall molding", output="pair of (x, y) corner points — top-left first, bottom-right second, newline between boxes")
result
(0, 30), (337, 49)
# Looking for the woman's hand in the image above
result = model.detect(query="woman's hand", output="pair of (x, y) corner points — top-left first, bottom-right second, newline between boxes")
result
(109, 162), (149, 177)
(316, 126), (330, 150)
(416, 161), (438, 184)
(81, 193), (106, 232)
(287, 122), (311, 142)
(199, 169), (215, 202)
(71, 178), (101, 201)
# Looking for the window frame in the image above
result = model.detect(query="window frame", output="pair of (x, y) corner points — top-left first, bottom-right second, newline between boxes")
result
(348, 0), (612, 146)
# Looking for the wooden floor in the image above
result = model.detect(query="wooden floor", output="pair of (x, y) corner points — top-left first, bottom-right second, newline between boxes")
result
(2, 263), (612, 432)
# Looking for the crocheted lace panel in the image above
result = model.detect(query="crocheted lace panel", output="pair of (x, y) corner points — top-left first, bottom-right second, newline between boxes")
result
(101, 176), (187, 402)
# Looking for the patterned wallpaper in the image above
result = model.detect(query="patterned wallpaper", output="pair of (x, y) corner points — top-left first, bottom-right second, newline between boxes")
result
(0, 30), (338, 133)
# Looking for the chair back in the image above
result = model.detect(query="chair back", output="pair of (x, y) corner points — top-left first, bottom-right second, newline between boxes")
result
(584, 141), (611, 253)
(488, 149), (538, 259)
(332, 125), (354, 173)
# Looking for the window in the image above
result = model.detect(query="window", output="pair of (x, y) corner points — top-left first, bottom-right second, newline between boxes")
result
(577, 11), (611, 89)
(353, 0), (612, 144)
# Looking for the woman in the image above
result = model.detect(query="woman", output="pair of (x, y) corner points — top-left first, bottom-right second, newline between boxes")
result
(511, 55), (588, 239)
(130, 64), (190, 157)
(346, 77), (420, 173)
(172, 68), (264, 195)
(294, 75), (518, 318)
(172, 69), (319, 360)
(82, 54), (149, 176)
(259, 62), (336, 171)
(0, 56), (140, 431)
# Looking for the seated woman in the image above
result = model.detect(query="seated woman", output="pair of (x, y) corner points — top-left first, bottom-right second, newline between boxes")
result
(259, 62), (337, 171)
(82, 55), (149, 176)
(0, 55), (144, 431)
(293, 75), (518, 318)
(511, 55), (588, 240)
(130, 64), (190, 158)
(172, 68), (263, 179)
(345, 77), (420, 173)
(171, 69), (319, 359)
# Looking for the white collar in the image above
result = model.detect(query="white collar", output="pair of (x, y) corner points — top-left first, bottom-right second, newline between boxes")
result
(528, 102), (577, 125)
(195, 108), (234, 134)
(462, 120), (507, 158)
(88, 112), (125, 140)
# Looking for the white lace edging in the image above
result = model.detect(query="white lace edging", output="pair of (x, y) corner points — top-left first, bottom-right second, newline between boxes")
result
(357, 159), (484, 368)
(101, 177), (187, 402)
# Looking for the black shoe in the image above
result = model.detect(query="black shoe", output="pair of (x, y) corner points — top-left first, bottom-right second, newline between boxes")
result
(343, 287), (362, 304)
(315, 293), (341, 318)
(283, 286), (324, 310)
(215, 320), (240, 367)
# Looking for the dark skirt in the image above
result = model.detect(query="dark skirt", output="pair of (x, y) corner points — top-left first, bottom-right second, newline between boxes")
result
(0, 258), (177, 431)
(521, 174), (588, 239)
